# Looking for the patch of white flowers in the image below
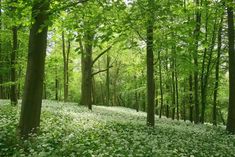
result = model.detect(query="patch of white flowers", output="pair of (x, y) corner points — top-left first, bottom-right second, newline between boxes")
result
(0, 100), (235, 157)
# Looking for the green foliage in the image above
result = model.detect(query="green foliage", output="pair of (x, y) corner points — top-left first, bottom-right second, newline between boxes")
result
(0, 100), (235, 157)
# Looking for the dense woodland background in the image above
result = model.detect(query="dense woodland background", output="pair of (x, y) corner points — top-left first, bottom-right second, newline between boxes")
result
(0, 0), (235, 154)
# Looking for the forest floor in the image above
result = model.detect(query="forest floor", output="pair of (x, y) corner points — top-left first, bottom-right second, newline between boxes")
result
(0, 100), (235, 157)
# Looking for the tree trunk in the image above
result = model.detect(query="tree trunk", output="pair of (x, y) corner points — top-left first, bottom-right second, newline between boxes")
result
(55, 69), (59, 100)
(19, 0), (49, 138)
(81, 32), (93, 110)
(200, 0), (209, 124)
(193, 0), (201, 124)
(201, 17), (218, 123)
(106, 53), (110, 106)
(226, 0), (235, 134)
(79, 39), (85, 105)
(146, 0), (155, 127)
(171, 53), (176, 120)
(158, 50), (164, 118)
(213, 16), (223, 126)
(175, 66), (179, 120)
(0, 0), (3, 99)
(10, 26), (18, 105)
(62, 31), (69, 102)
(134, 76), (139, 112)
(189, 74), (194, 122)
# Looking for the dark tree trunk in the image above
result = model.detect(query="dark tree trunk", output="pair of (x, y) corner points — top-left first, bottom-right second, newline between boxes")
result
(183, 83), (186, 121)
(0, 0), (3, 99)
(171, 54), (176, 120)
(146, 0), (155, 126)
(226, 0), (235, 134)
(81, 32), (93, 110)
(193, 0), (201, 124)
(189, 74), (194, 122)
(200, 0), (208, 124)
(175, 67), (179, 120)
(55, 69), (59, 100)
(106, 53), (110, 106)
(10, 26), (18, 105)
(158, 50), (164, 118)
(213, 16), (223, 126)
(19, 0), (49, 138)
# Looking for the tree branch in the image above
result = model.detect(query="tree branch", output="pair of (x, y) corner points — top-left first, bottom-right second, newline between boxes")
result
(92, 65), (113, 77)
(92, 46), (112, 66)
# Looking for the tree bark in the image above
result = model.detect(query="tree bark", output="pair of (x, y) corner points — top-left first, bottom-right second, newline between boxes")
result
(0, 0), (3, 99)
(19, 0), (49, 138)
(193, 0), (201, 124)
(226, 0), (235, 134)
(106, 53), (110, 106)
(200, 17), (218, 123)
(10, 26), (18, 105)
(189, 74), (194, 122)
(55, 69), (59, 100)
(146, 0), (155, 126)
(81, 32), (93, 110)
(213, 16), (223, 126)
(62, 31), (69, 102)
(158, 50), (164, 118)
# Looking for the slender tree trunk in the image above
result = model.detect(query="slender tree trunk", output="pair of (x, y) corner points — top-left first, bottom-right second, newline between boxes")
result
(158, 51), (164, 118)
(171, 54), (176, 120)
(226, 0), (235, 134)
(134, 76), (139, 112)
(55, 69), (59, 100)
(10, 26), (18, 105)
(183, 83), (186, 121)
(106, 53), (110, 106)
(79, 39), (85, 105)
(146, 0), (155, 126)
(19, 0), (49, 138)
(193, 0), (201, 124)
(189, 74), (194, 122)
(62, 31), (69, 102)
(66, 40), (70, 100)
(213, 16), (223, 126)
(200, 3), (208, 123)
(18, 67), (22, 98)
(175, 66), (179, 120)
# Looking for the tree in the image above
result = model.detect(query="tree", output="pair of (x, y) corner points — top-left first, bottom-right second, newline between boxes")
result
(10, 0), (18, 106)
(146, 0), (155, 127)
(62, 31), (70, 102)
(19, 0), (50, 137)
(226, 0), (235, 134)
(193, 0), (201, 124)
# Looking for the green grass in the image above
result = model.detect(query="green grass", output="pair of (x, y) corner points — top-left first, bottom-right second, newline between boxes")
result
(0, 100), (235, 157)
